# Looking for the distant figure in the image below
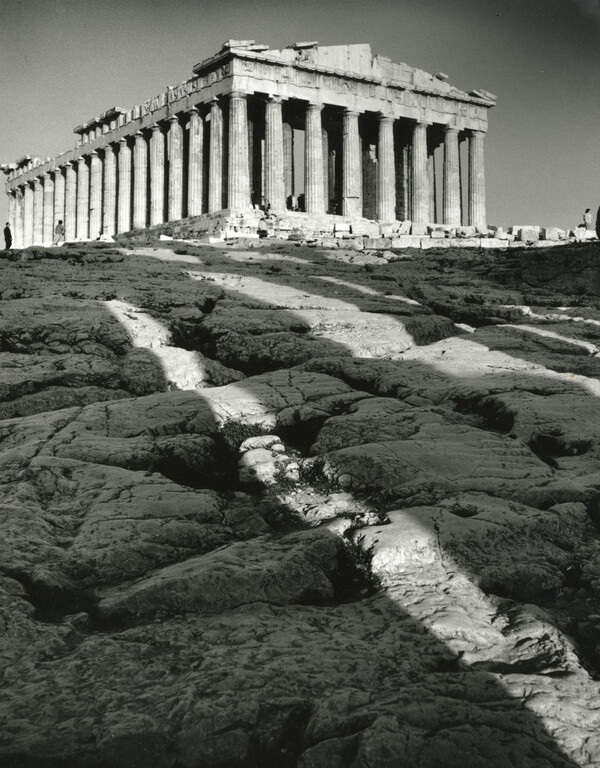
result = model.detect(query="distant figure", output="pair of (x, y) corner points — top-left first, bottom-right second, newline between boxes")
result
(297, 193), (305, 212)
(287, 193), (297, 211)
(251, 190), (258, 209)
(584, 208), (594, 230)
(257, 216), (268, 239)
(264, 201), (271, 216)
(53, 219), (65, 245)
(596, 205), (600, 239)
(3, 222), (12, 249)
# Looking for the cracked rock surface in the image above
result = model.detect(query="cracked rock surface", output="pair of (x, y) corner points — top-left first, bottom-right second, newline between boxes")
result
(2, 239), (600, 767)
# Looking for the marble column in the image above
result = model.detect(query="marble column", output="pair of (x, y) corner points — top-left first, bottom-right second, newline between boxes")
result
(227, 92), (250, 211)
(53, 168), (65, 238)
(23, 183), (34, 247)
(342, 109), (362, 218)
(13, 190), (24, 248)
(76, 156), (89, 239)
(65, 163), (77, 241)
(412, 121), (429, 224)
(208, 98), (223, 213)
(187, 107), (203, 216)
(443, 126), (461, 226)
(133, 131), (148, 229)
(118, 138), (132, 233)
(32, 177), (43, 244)
(89, 151), (102, 239)
(42, 172), (54, 245)
(150, 123), (165, 225)
(305, 103), (324, 214)
(377, 115), (396, 221)
(103, 144), (117, 236)
(168, 116), (183, 221)
(283, 122), (294, 200)
(468, 130), (486, 228)
(264, 95), (285, 211)
(7, 192), (15, 247)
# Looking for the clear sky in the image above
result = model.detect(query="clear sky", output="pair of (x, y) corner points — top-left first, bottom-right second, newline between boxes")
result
(1, 0), (599, 230)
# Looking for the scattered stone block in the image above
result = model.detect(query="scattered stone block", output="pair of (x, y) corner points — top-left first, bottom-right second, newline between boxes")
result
(494, 227), (510, 240)
(334, 222), (351, 237)
(397, 220), (412, 235)
(541, 227), (559, 241)
(379, 223), (397, 236)
(517, 227), (539, 243)
(475, 226), (491, 236)
(456, 226), (476, 237)
(430, 229), (446, 239)
(411, 222), (427, 236)
(390, 235), (422, 249)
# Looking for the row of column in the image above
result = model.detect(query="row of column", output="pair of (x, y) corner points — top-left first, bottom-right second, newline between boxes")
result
(7, 94), (487, 247)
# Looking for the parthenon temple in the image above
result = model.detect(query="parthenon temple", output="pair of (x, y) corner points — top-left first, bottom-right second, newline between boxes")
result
(2, 41), (495, 246)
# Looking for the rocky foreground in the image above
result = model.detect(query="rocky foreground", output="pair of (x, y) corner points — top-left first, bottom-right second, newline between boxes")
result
(2, 237), (600, 767)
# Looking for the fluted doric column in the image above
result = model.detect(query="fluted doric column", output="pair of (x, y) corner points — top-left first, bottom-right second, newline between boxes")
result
(305, 103), (324, 214)
(53, 168), (65, 240)
(342, 109), (362, 218)
(13, 189), (24, 248)
(377, 115), (396, 221)
(118, 138), (132, 233)
(468, 130), (486, 228)
(187, 107), (203, 216)
(443, 126), (461, 226)
(65, 163), (77, 241)
(89, 151), (102, 239)
(150, 124), (165, 225)
(208, 98), (223, 213)
(23, 183), (34, 247)
(227, 92), (250, 211)
(283, 122), (294, 200)
(264, 95), (285, 211)
(133, 131), (148, 229)
(168, 116), (183, 221)
(103, 145), (117, 236)
(32, 177), (43, 244)
(7, 192), (15, 247)
(76, 156), (89, 239)
(42, 172), (54, 245)
(412, 121), (429, 224)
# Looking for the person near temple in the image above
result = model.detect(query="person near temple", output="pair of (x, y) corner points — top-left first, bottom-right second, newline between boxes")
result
(583, 208), (594, 230)
(596, 205), (600, 239)
(3, 222), (12, 249)
(53, 219), (65, 245)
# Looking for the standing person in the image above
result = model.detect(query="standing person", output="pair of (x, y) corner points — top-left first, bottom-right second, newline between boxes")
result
(584, 208), (594, 230)
(53, 219), (65, 245)
(3, 222), (12, 249)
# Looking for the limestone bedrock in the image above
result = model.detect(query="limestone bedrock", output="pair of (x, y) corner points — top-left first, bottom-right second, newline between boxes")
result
(2, 239), (600, 767)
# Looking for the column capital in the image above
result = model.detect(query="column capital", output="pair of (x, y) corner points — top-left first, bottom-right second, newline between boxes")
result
(104, 142), (115, 154)
(188, 105), (199, 114)
(444, 124), (460, 134)
(168, 115), (180, 124)
(266, 94), (283, 104)
(210, 96), (220, 106)
(229, 90), (247, 100)
(306, 102), (323, 112)
(378, 113), (394, 124)
(415, 120), (430, 128)
(32, 176), (42, 187)
(151, 123), (162, 132)
(344, 108), (362, 117)
(90, 150), (99, 157)
(134, 130), (145, 139)
(42, 170), (52, 179)
(468, 128), (486, 138)
(119, 136), (129, 146)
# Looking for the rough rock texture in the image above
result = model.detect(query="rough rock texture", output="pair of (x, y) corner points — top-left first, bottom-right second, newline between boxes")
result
(2, 239), (600, 767)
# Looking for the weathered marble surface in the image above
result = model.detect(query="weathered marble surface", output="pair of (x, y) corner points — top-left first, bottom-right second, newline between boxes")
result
(1, 240), (600, 767)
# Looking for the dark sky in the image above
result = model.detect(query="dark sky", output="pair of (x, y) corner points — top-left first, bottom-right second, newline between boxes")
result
(1, 0), (599, 228)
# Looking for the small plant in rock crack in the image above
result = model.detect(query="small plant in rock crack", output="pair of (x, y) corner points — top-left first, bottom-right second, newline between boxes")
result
(298, 459), (339, 495)
(218, 419), (271, 452)
(333, 533), (380, 599)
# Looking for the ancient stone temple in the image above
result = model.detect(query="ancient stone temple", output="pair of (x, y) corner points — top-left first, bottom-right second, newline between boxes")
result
(2, 41), (495, 246)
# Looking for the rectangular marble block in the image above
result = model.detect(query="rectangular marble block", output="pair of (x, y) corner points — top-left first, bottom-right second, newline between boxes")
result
(449, 238), (481, 248)
(364, 237), (393, 249)
(480, 238), (509, 249)
(391, 236), (422, 249)
(421, 238), (450, 249)
(411, 223), (428, 236)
